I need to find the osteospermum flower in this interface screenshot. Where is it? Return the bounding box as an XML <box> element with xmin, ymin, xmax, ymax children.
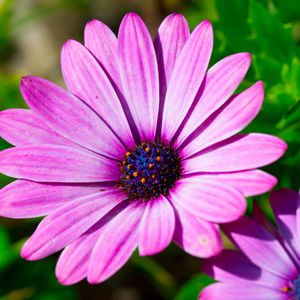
<box><xmin>200</xmin><ymin>189</ymin><xmax>300</xmax><ymax>300</ymax></box>
<box><xmin>0</xmin><ymin>13</ymin><xmax>286</xmax><ymax>284</ymax></box>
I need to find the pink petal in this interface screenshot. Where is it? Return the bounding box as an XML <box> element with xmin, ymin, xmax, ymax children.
<box><xmin>199</xmin><ymin>170</ymin><xmax>277</xmax><ymax>197</ymax></box>
<box><xmin>0</xmin><ymin>109</ymin><xmax>75</xmax><ymax>147</ymax></box>
<box><xmin>199</xmin><ymin>283</ymin><xmax>288</xmax><ymax>300</ymax></box>
<box><xmin>173</xmin><ymin>205</ymin><xmax>222</xmax><ymax>258</ymax></box>
<box><xmin>270</xmin><ymin>189</ymin><xmax>300</xmax><ymax>256</ymax></box>
<box><xmin>0</xmin><ymin>145</ymin><xmax>119</xmax><ymax>182</ymax></box>
<box><xmin>21</xmin><ymin>189</ymin><xmax>125</xmax><ymax>260</ymax></box>
<box><xmin>0</xmin><ymin>180</ymin><xmax>109</xmax><ymax>218</ymax></box>
<box><xmin>175</xmin><ymin>52</ymin><xmax>251</xmax><ymax>148</ymax></box>
<box><xmin>181</xmin><ymin>81</ymin><xmax>264</xmax><ymax>157</ymax></box>
<box><xmin>20</xmin><ymin>76</ymin><xmax>124</xmax><ymax>159</ymax></box>
<box><xmin>154</xmin><ymin>14</ymin><xmax>189</xmax><ymax>136</ymax></box>
<box><xmin>61</xmin><ymin>40</ymin><xmax>134</xmax><ymax>149</ymax></box>
<box><xmin>84</xmin><ymin>19</ymin><xmax>120</xmax><ymax>87</ymax></box>
<box><xmin>154</xmin><ymin>13</ymin><xmax>189</xmax><ymax>95</ymax></box>
<box><xmin>88</xmin><ymin>200</ymin><xmax>145</xmax><ymax>284</ymax></box>
<box><xmin>296</xmin><ymin>190</ymin><xmax>300</xmax><ymax>238</ymax></box>
<box><xmin>56</xmin><ymin>222</ymin><xmax>104</xmax><ymax>285</ymax></box>
<box><xmin>203</xmin><ymin>250</ymin><xmax>287</xmax><ymax>288</ymax></box>
<box><xmin>118</xmin><ymin>13</ymin><xmax>159</xmax><ymax>141</ymax></box>
<box><xmin>223</xmin><ymin>216</ymin><xmax>298</xmax><ymax>279</ymax></box>
<box><xmin>161</xmin><ymin>20</ymin><xmax>213</xmax><ymax>142</ymax></box>
<box><xmin>138</xmin><ymin>195</ymin><xmax>175</xmax><ymax>256</ymax></box>
<box><xmin>183</xmin><ymin>133</ymin><xmax>287</xmax><ymax>173</ymax></box>
<box><xmin>170</xmin><ymin>177</ymin><xmax>246</xmax><ymax>223</ymax></box>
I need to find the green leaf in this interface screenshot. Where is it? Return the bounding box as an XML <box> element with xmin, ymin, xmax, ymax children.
<box><xmin>0</xmin><ymin>226</ymin><xmax>20</xmax><ymax>271</ymax></box>
<box><xmin>249</xmin><ymin>0</ymin><xmax>298</xmax><ymax>63</ymax></box>
<box><xmin>215</xmin><ymin>0</ymin><xmax>251</xmax><ymax>51</ymax></box>
<box><xmin>174</xmin><ymin>273</ymin><xmax>214</xmax><ymax>300</ymax></box>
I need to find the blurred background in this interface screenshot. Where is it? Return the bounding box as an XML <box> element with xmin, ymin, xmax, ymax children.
<box><xmin>0</xmin><ymin>0</ymin><xmax>300</xmax><ymax>299</ymax></box>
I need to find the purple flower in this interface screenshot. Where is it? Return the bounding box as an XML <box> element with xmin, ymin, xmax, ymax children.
<box><xmin>200</xmin><ymin>189</ymin><xmax>300</xmax><ymax>300</ymax></box>
<box><xmin>0</xmin><ymin>13</ymin><xmax>286</xmax><ymax>285</ymax></box>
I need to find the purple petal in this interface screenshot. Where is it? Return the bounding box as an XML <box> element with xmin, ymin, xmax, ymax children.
<box><xmin>270</xmin><ymin>189</ymin><xmax>300</xmax><ymax>256</ymax></box>
<box><xmin>0</xmin><ymin>145</ymin><xmax>119</xmax><ymax>182</ymax></box>
<box><xmin>173</xmin><ymin>205</ymin><xmax>222</xmax><ymax>257</ymax></box>
<box><xmin>61</xmin><ymin>40</ymin><xmax>134</xmax><ymax>149</ymax></box>
<box><xmin>154</xmin><ymin>14</ymin><xmax>189</xmax><ymax>136</ymax></box>
<box><xmin>56</xmin><ymin>222</ymin><xmax>103</xmax><ymax>285</ymax></box>
<box><xmin>203</xmin><ymin>250</ymin><xmax>287</xmax><ymax>288</ymax></box>
<box><xmin>175</xmin><ymin>52</ymin><xmax>251</xmax><ymax>148</ymax></box>
<box><xmin>0</xmin><ymin>109</ymin><xmax>76</xmax><ymax>147</ymax></box>
<box><xmin>118</xmin><ymin>13</ymin><xmax>159</xmax><ymax>141</ymax></box>
<box><xmin>223</xmin><ymin>216</ymin><xmax>297</xmax><ymax>279</ymax></box>
<box><xmin>0</xmin><ymin>180</ymin><xmax>109</xmax><ymax>218</ymax></box>
<box><xmin>84</xmin><ymin>19</ymin><xmax>120</xmax><ymax>87</ymax></box>
<box><xmin>20</xmin><ymin>76</ymin><xmax>124</xmax><ymax>159</ymax></box>
<box><xmin>169</xmin><ymin>177</ymin><xmax>246</xmax><ymax>223</ymax></box>
<box><xmin>183</xmin><ymin>133</ymin><xmax>287</xmax><ymax>173</ymax></box>
<box><xmin>181</xmin><ymin>81</ymin><xmax>264</xmax><ymax>157</ymax></box>
<box><xmin>154</xmin><ymin>13</ymin><xmax>189</xmax><ymax>96</ymax></box>
<box><xmin>199</xmin><ymin>283</ymin><xmax>288</xmax><ymax>300</ymax></box>
<box><xmin>199</xmin><ymin>170</ymin><xmax>277</xmax><ymax>197</ymax></box>
<box><xmin>138</xmin><ymin>196</ymin><xmax>175</xmax><ymax>256</ymax></box>
<box><xmin>88</xmin><ymin>200</ymin><xmax>145</xmax><ymax>284</ymax></box>
<box><xmin>161</xmin><ymin>20</ymin><xmax>213</xmax><ymax>142</ymax></box>
<box><xmin>21</xmin><ymin>189</ymin><xmax>125</xmax><ymax>260</ymax></box>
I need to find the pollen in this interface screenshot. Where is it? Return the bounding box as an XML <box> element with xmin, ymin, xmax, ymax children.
<box><xmin>118</xmin><ymin>142</ymin><xmax>182</xmax><ymax>201</ymax></box>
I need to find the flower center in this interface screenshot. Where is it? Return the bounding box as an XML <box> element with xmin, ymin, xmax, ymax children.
<box><xmin>282</xmin><ymin>276</ymin><xmax>300</xmax><ymax>299</ymax></box>
<box><xmin>293</xmin><ymin>276</ymin><xmax>300</xmax><ymax>300</ymax></box>
<box><xmin>119</xmin><ymin>142</ymin><xmax>182</xmax><ymax>200</ymax></box>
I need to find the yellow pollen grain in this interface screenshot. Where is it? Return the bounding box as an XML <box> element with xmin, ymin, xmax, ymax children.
<box><xmin>145</xmin><ymin>147</ymin><xmax>150</xmax><ymax>152</ymax></box>
<box><xmin>133</xmin><ymin>171</ymin><xmax>139</xmax><ymax>177</ymax></box>
<box><xmin>126</xmin><ymin>175</ymin><xmax>131</xmax><ymax>180</ymax></box>
<box><xmin>151</xmin><ymin>174</ymin><xmax>156</xmax><ymax>179</ymax></box>
<box><xmin>127</xmin><ymin>164</ymin><xmax>131</xmax><ymax>169</ymax></box>
<box><xmin>281</xmin><ymin>287</ymin><xmax>289</xmax><ymax>292</ymax></box>
<box><xmin>141</xmin><ymin>178</ymin><xmax>146</xmax><ymax>183</ymax></box>
<box><xmin>125</xmin><ymin>151</ymin><xmax>131</xmax><ymax>157</ymax></box>
<box><xmin>148</xmin><ymin>163</ymin><xmax>153</xmax><ymax>168</ymax></box>
<box><xmin>156</xmin><ymin>156</ymin><xmax>161</xmax><ymax>162</ymax></box>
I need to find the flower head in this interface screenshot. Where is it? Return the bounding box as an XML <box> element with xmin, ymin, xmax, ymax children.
<box><xmin>0</xmin><ymin>13</ymin><xmax>286</xmax><ymax>285</ymax></box>
<box><xmin>201</xmin><ymin>189</ymin><xmax>300</xmax><ymax>300</ymax></box>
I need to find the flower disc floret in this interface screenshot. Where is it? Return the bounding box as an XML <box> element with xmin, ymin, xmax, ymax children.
<box><xmin>119</xmin><ymin>142</ymin><xmax>182</xmax><ymax>200</ymax></box>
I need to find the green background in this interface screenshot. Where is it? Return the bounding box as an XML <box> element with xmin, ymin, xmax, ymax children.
<box><xmin>0</xmin><ymin>0</ymin><xmax>300</xmax><ymax>299</ymax></box>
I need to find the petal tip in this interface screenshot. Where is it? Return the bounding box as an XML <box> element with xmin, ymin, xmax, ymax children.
<box><xmin>85</xmin><ymin>19</ymin><xmax>100</xmax><ymax>27</ymax></box>
<box><xmin>62</xmin><ymin>39</ymin><xmax>78</xmax><ymax>51</ymax></box>
<box><xmin>20</xmin><ymin>246</ymin><xmax>31</xmax><ymax>260</ymax></box>
<box><xmin>239</xmin><ymin>52</ymin><xmax>252</xmax><ymax>66</ymax></box>
<box><xmin>20</xmin><ymin>75</ymin><xmax>34</xmax><ymax>87</ymax></box>
<box><xmin>56</xmin><ymin>275</ymin><xmax>68</xmax><ymax>286</ymax></box>
<box><xmin>138</xmin><ymin>247</ymin><xmax>161</xmax><ymax>257</ymax></box>
<box><xmin>124</xmin><ymin>12</ymin><xmax>141</xmax><ymax>21</ymax></box>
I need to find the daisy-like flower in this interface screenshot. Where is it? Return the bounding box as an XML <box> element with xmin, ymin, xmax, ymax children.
<box><xmin>200</xmin><ymin>189</ymin><xmax>300</xmax><ymax>300</ymax></box>
<box><xmin>0</xmin><ymin>13</ymin><xmax>286</xmax><ymax>284</ymax></box>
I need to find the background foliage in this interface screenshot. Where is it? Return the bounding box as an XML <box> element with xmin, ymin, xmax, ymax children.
<box><xmin>0</xmin><ymin>0</ymin><xmax>299</xmax><ymax>299</ymax></box>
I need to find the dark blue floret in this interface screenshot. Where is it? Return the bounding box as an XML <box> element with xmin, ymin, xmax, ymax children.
<box><xmin>119</xmin><ymin>142</ymin><xmax>182</xmax><ymax>200</ymax></box>
<box><xmin>293</xmin><ymin>275</ymin><xmax>300</xmax><ymax>299</ymax></box>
